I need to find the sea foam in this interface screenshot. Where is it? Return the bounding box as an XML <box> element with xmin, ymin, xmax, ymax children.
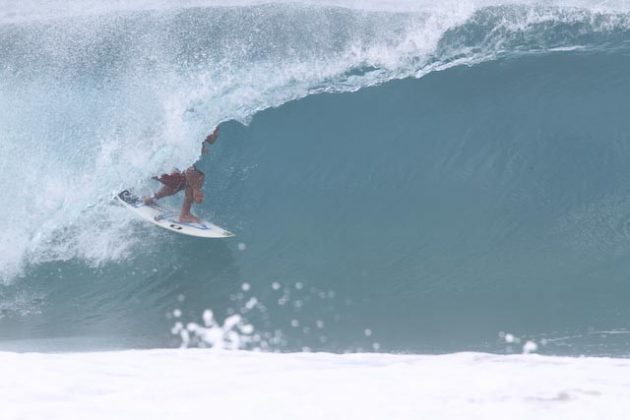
<box><xmin>1</xmin><ymin>350</ymin><xmax>629</xmax><ymax>419</ymax></box>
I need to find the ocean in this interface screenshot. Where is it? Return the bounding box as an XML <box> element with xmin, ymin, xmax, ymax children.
<box><xmin>2</xmin><ymin>0</ymin><xmax>630</xmax><ymax>417</ymax></box>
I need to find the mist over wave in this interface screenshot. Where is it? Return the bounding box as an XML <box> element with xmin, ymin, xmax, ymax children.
<box><xmin>2</xmin><ymin>0</ymin><xmax>630</xmax><ymax>353</ymax></box>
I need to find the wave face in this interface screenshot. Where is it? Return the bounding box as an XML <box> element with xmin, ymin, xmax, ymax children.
<box><xmin>2</xmin><ymin>1</ymin><xmax>630</xmax><ymax>354</ymax></box>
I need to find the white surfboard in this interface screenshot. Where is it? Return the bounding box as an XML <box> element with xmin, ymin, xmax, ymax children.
<box><xmin>116</xmin><ymin>190</ymin><xmax>234</xmax><ymax>238</ymax></box>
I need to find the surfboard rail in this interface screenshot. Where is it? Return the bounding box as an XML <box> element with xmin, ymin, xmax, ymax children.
<box><xmin>116</xmin><ymin>190</ymin><xmax>234</xmax><ymax>238</ymax></box>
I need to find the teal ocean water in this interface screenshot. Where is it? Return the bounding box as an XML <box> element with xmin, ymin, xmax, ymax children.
<box><xmin>2</xmin><ymin>1</ymin><xmax>630</xmax><ymax>354</ymax></box>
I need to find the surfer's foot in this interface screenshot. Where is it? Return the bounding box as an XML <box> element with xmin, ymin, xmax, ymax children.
<box><xmin>143</xmin><ymin>196</ymin><xmax>156</xmax><ymax>206</ymax></box>
<box><xmin>179</xmin><ymin>213</ymin><xmax>200</xmax><ymax>224</ymax></box>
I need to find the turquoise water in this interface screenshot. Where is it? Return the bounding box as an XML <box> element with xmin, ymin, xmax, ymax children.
<box><xmin>2</xmin><ymin>1</ymin><xmax>630</xmax><ymax>354</ymax></box>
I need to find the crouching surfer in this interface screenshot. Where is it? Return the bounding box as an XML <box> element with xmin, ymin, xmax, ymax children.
<box><xmin>144</xmin><ymin>127</ymin><xmax>220</xmax><ymax>223</ymax></box>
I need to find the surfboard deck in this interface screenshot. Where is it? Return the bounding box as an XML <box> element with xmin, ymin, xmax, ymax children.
<box><xmin>116</xmin><ymin>190</ymin><xmax>234</xmax><ymax>238</ymax></box>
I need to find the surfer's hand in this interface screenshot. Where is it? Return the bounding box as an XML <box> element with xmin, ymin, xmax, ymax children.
<box><xmin>205</xmin><ymin>127</ymin><xmax>219</xmax><ymax>144</ymax></box>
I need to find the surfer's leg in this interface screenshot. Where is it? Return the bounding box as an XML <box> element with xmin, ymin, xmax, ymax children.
<box><xmin>144</xmin><ymin>185</ymin><xmax>176</xmax><ymax>205</ymax></box>
<box><xmin>179</xmin><ymin>168</ymin><xmax>204</xmax><ymax>223</ymax></box>
<box><xmin>154</xmin><ymin>185</ymin><xmax>178</xmax><ymax>200</ymax></box>
<box><xmin>185</xmin><ymin>167</ymin><xmax>205</xmax><ymax>204</ymax></box>
<box><xmin>179</xmin><ymin>187</ymin><xmax>200</xmax><ymax>224</ymax></box>
<box><xmin>144</xmin><ymin>172</ymin><xmax>186</xmax><ymax>205</ymax></box>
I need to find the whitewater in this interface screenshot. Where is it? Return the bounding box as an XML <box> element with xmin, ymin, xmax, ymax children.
<box><xmin>3</xmin><ymin>350</ymin><xmax>630</xmax><ymax>420</ymax></box>
<box><xmin>3</xmin><ymin>0</ymin><xmax>630</xmax><ymax>417</ymax></box>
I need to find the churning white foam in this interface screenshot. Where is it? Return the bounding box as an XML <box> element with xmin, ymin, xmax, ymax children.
<box><xmin>2</xmin><ymin>349</ymin><xmax>630</xmax><ymax>419</ymax></box>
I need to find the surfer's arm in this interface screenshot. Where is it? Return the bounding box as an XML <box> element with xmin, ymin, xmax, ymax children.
<box><xmin>205</xmin><ymin>127</ymin><xmax>219</xmax><ymax>144</ymax></box>
<box><xmin>202</xmin><ymin>127</ymin><xmax>220</xmax><ymax>154</ymax></box>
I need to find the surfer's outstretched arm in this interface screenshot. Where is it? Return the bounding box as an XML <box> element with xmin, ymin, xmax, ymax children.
<box><xmin>206</xmin><ymin>127</ymin><xmax>219</xmax><ymax>144</ymax></box>
<box><xmin>202</xmin><ymin>127</ymin><xmax>220</xmax><ymax>154</ymax></box>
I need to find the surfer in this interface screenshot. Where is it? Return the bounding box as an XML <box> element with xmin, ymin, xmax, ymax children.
<box><xmin>144</xmin><ymin>127</ymin><xmax>220</xmax><ymax>223</ymax></box>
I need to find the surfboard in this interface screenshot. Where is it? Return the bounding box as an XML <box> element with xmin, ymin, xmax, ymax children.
<box><xmin>116</xmin><ymin>190</ymin><xmax>234</xmax><ymax>238</ymax></box>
